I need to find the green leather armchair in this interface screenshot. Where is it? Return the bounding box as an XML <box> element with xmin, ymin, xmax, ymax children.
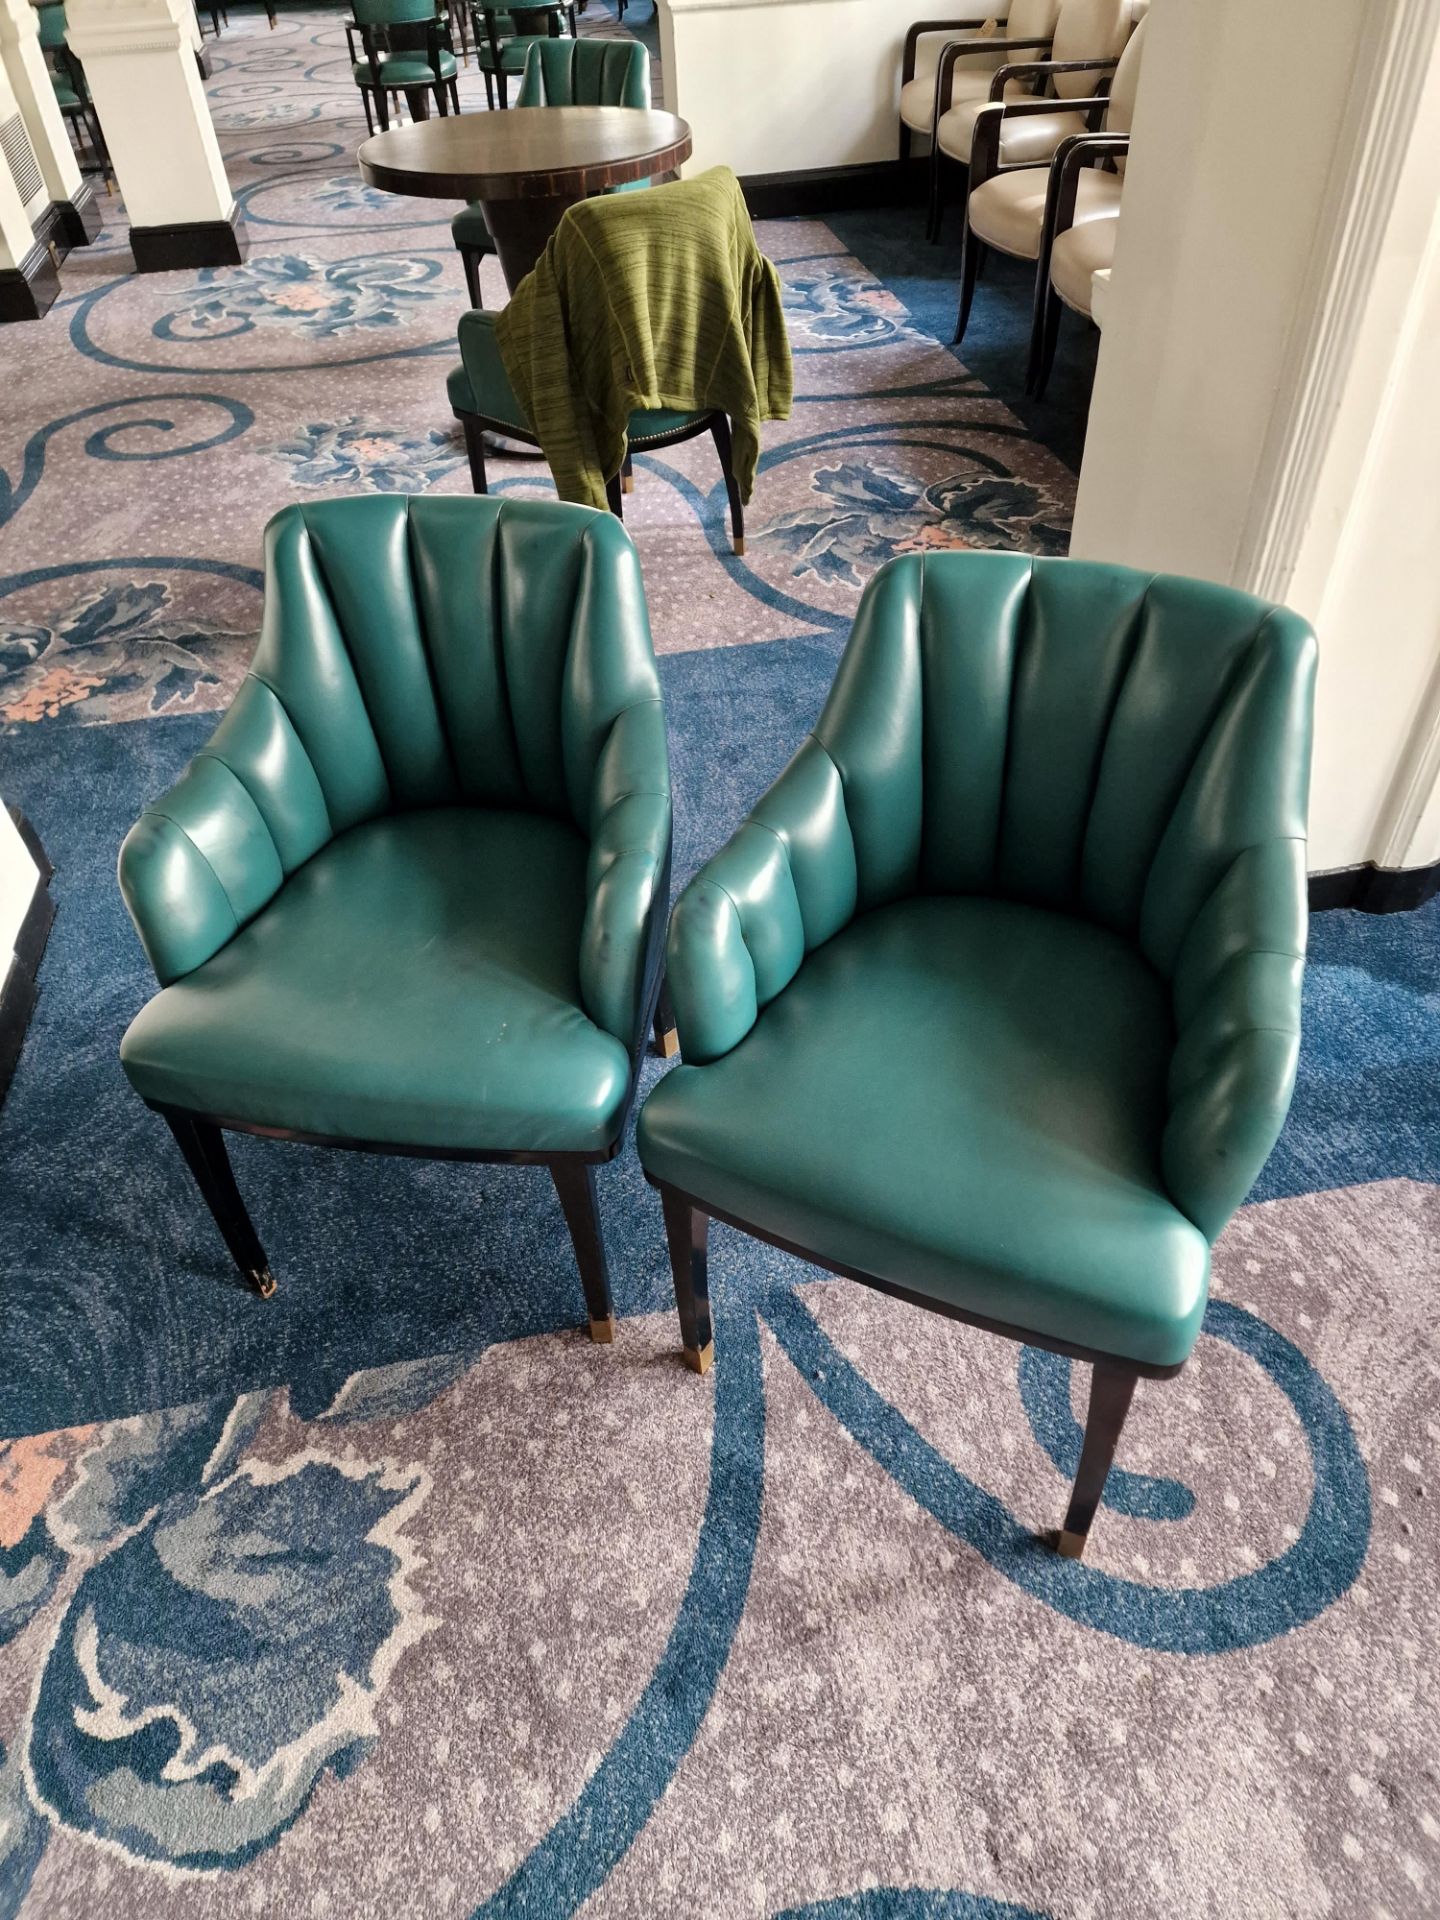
<box><xmin>346</xmin><ymin>0</ymin><xmax>460</xmax><ymax>135</ymax></box>
<box><xmin>451</xmin><ymin>36</ymin><xmax>651</xmax><ymax>309</ymax></box>
<box><xmin>119</xmin><ymin>496</ymin><xmax>673</xmax><ymax>1341</ymax></box>
<box><xmin>637</xmin><ymin>551</ymin><xmax>1315</xmax><ymax>1555</ymax></box>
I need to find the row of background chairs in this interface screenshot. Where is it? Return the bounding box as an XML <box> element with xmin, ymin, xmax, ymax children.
<box><xmin>901</xmin><ymin>0</ymin><xmax>1147</xmax><ymax>396</ymax></box>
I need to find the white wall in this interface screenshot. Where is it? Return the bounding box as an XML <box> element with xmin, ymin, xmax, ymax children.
<box><xmin>1072</xmin><ymin>0</ymin><xmax>1440</xmax><ymax>875</ymax></box>
<box><xmin>658</xmin><ymin>0</ymin><xmax>1006</xmax><ymax>176</ymax></box>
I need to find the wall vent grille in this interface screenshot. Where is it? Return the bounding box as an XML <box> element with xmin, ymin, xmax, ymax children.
<box><xmin>0</xmin><ymin>112</ymin><xmax>44</xmax><ymax>213</ymax></box>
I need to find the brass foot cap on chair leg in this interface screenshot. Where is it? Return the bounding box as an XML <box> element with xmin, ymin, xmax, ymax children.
<box><xmin>621</xmin><ymin>474</ymin><xmax>635</xmax><ymax>494</ymax></box>
<box><xmin>657</xmin><ymin>1026</ymin><xmax>680</xmax><ymax>1060</ymax></box>
<box><xmin>683</xmin><ymin>1341</ymin><xmax>714</xmax><ymax>1376</ymax></box>
<box><xmin>588</xmin><ymin>1313</ymin><xmax>617</xmax><ymax>1345</ymax></box>
<box><xmin>1055</xmin><ymin>1528</ymin><xmax>1088</xmax><ymax>1559</ymax></box>
<box><xmin>249</xmin><ymin>1267</ymin><xmax>277</xmax><ymax>1300</ymax></box>
<box><xmin>732</xmin><ymin>536</ymin><xmax>746</xmax><ymax>556</ymax></box>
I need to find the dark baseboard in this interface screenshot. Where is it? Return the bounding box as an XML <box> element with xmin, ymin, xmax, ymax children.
<box><xmin>34</xmin><ymin>182</ymin><xmax>104</xmax><ymax>261</ymax></box>
<box><xmin>130</xmin><ymin>206</ymin><xmax>247</xmax><ymax>273</ymax></box>
<box><xmin>0</xmin><ymin>238</ymin><xmax>62</xmax><ymax>323</ymax></box>
<box><xmin>1308</xmin><ymin>859</ymin><xmax>1440</xmax><ymax>914</ymax></box>
<box><xmin>197</xmin><ymin>46</ymin><xmax>214</xmax><ymax>79</ymax></box>
<box><xmin>0</xmin><ymin>809</ymin><xmax>56</xmax><ymax>1115</ymax></box>
<box><xmin>738</xmin><ymin>160</ymin><xmax>903</xmax><ymax>221</ymax></box>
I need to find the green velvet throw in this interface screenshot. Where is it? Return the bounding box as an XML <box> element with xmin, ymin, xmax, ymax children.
<box><xmin>494</xmin><ymin>166</ymin><xmax>793</xmax><ymax>512</ymax></box>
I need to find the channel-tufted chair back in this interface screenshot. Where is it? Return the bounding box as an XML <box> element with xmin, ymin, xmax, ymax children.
<box><xmin>793</xmin><ymin>553</ymin><xmax>1314</xmax><ymax>971</ymax></box>
<box><xmin>119</xmin><ymin>496</ymin><xmax>663</xmax><ymax>989</ymax></box>
<box><xmin>517</xmin><ymin>34</ymin><xmax>649</xmax><ymax>107</ymax></box>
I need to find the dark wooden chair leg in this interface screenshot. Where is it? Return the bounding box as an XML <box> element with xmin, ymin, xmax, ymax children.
<box><xmin>449</xmin><ymin>77</ymin><xmax>460</xmax><ymax>112</ymax></box>
<box><xmin>660</xmin><ymin>1185</ymin><xmax>712</xmax><ymax>1374</ymax></box>
<box><xmin>621</xmin><ymin>449</ymin><xmax>634</xmax><ymax>494</ymax></box>
<box><xmin>953</xmin><ymin>230</ymin><xmax>985</xmax><ymax>345</ymax></box>
<box><xmin>927</xmin><ymin>149</ymin><xmax>955</xmax><ymax>244</ymax></box>
<box><xmin>461</xmin><ymin>244</ymin><xmax>484</xmax><ymax>309</ymax></box>
<box><xmin>605</xmin><ymin>471</ymin><xmax>624</xmax><ymax>519</ymax></box>
<box><xmin>651</xmin><ymin>975</ymin><xmax>679</xmax><ymax>1059</ymax></box>
<box><xmin>482</xmin><ymin>69</ymin><xmax>494</xmax><ymax>109</ymax></box>
<box><xmin>361</xmin><ymin>89</ymin><xmax>375</xmax><ymax>136</ymax></box>
<box><xmin>550</xmin><ymin>1161</ymin><xmax>615</xmax><ymax>1343</ymax></box>
<box><xmin>709</xmin><ymin>414</ymin><xmax>745</xmax><ymax>555</ymax></box>
<box><xmin>1029</xmin><ymin>289</ymin><xmax>1064</xmax><ymax>400</ymax></box>
<box><xmin>459</xmin><ymin>411</ymin><xmax>487</xmax><ymax>492</ymax></box>
<box><xmin>163</xmin><ymin>1112</ymin><xmax>276</xmax><ymax>1298</ymax></box>
<box><xmin>1056</xmin><ymin>1362</ymin><xmax>1139</xmax><ymax>1557</ymax></box>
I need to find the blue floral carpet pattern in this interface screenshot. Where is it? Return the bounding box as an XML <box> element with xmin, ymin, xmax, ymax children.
<box><xmin>1</xmin><ymin>12</ymin><xmax>1438</xmax><ymax>1919</ymax></box>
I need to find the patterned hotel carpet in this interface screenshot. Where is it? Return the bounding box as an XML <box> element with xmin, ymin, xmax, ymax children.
<box><xmin>2</xmin><ymin>13</ymin><xmax>1439</xmax><ymax>1919</ymax></box>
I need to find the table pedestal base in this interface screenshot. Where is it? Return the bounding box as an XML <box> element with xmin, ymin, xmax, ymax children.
<box><xmin>484</xmin><ymin>192</ymin><xmax>583</xmax><ymax>290</ymax></box>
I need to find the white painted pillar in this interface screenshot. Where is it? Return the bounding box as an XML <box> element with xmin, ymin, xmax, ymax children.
<box><xmin>0</xmin><ymin>55</ymin><xmax>56</xmax><ymax>319</ymax></box>
<box><xmin>0</xmin><ymin>0</ymin><xmax>103</xmax><ymax>253</ymax></box>
<box><xmin>1071</xmin><ymin>0</ymin><xmax>1440</xmax><ymax>892</ymax></box>
<box><xmin>65</xmin><ymin>0</ymin><xmax>243</xmax><ymax>270</ymax></box>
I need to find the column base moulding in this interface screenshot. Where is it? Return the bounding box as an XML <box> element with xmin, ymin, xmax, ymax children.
<box><xmin>0</xmin><ymin>808</ymin><xmax>56</xmax><ymax>1114</ymax></box>
<box><xmin>34</xmin><ymin>183</ymin><xmax>103</xmax><ymax>259</ymax></box>
<box><xmin>130</xmin><ymin>206</ymin><xmax>247</xmax><ymax>273</ymax></box>
<box><xmin>738</xmin><ymin>159</ymin><xmax>905</xmax><ymax>220</ymax></box>
<box><xmin>0</xmin><ymin>238</ymin><xmax>61</xmax><ymax>322</ymax></box>
<box><xmin>1308</xmin><ymin>858</ymin><xmax>1440</xmax><ymax>915</ymax></box>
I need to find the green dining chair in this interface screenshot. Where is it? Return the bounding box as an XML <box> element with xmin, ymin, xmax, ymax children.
<box><xmin>448</xmin><ymin>307</ymin><xmax>747</xmax><ymax>551</ymax></box>
<box><xmin>346</xmin><ymin>0</ymin><xmax>459</xmax><ymax>134</ymax></box>
<box><xmin>37</xmin><ymin>1</ymin><xmax>110</xmax><ymax>181</ymax></box>
<box><xmin>637</xmin><ymin>551</ymin><xmax>1315</xmax><ymax>1557</ymax></box>
<box><xmin>118</xmin><ymin>496</ymin><xmax>673</xmax><ymax>1343</ymax></box>
<box><xmin>470</xmin><ymin>0</ymin><xmax>574</xmax><ymax>110</ymax></box>
<box><xmin>452</xmin><ymin>34</ymin><xmax>650</xmax><ymax>308</ymax></box>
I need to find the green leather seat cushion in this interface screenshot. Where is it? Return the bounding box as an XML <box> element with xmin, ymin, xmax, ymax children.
<box><xmin>637</xmin><ymin>896</ymin><xmax>1209</xmax><ymax>1368</ymax></box>
<box><xmin>353</xmin><ymin>50</ymin><xmax>456</xmax><ymax>83</ymax></box>
<box><xmin>121</xmin><ymin>809</ymin><xmax>633</xmax><ymax>1154</ymax></box>
<box><xmin>451</xmin><ymin>202</ymin><xmax>494</xmax><ymax>248</ymax></box>
<box><xmin>51</xmin><ymin>77</ymin><xmax>83</xmax><ymax>106</ymax></box>
<box><xmin>449</xmin><ymin>319</ymin><xmax>703</xmax><ymax>442</ymax></box>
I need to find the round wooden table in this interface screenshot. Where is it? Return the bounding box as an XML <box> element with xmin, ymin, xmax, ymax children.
<box><xmin>357</xmin><ymin>106</ymin><xmax>692</xmax><ymax>290</ymax></box>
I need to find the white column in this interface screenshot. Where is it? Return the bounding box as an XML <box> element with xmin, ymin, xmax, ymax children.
<box><xmin>65</xmin><ymin>0</ymin><xmax>243</xmax><ymax>269</ymax></box>
<box><xmin>1070</xmin><ymin>0</ymin><xmax>1440</xmax><ymax>887</ymax></box>
<box><xmin>0</xmin><ymin>57</ymin><xmax>56</xmax><ymax>319</ymax></box>
<box><xmin>0</xmin><ymin>0</ymin><xmax>92</xmax><ymax>230</ymax></box>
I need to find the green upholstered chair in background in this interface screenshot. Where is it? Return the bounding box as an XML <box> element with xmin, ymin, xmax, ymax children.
<box><xmin>448</xmin><ymin>307</ymin><xmax>748</xmax><ymax>549</ymax></box>
<box><xmin>469</xmin><ymin>0</ymin><xmax>574</xmax><ymax>110</ymax></box>
<box><xmin>37</xmin><ymin>2</ymin><xmax>110</xmax><ymax>181</ymax></box>
<box><xmin>638</xmin><ymin>552</ymin><xmax>1316</xmax><ymax>1557</ymax></box>
<box><xmin>452</xmin><ymin>35</ymin><xmax>650</xmax><ymax>307</ymax></box>
<box><xmin>346</xmin><ymin>0</ymin><xmax>459</xmax><ymax>134</ymax></box>
<box><xmin>117</xmin><ymin>496</ymin><xmax>673</xmax><ymax>1343</ymax></box>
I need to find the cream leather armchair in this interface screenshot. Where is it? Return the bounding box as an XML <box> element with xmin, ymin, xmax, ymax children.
<box><xmin>953</xmin><ymin>8</ymin><xmax>1146</xmax><ymax>384</ymax></box>
<box><xmin>899</xmin><ymin>5</ymin><xmax>1060</xmax><ymax>168</ymax></box>
<box><xmin>927</xmin><ymin>0</ymin><xmax>1138</xmax><ymax>242</ymax></box>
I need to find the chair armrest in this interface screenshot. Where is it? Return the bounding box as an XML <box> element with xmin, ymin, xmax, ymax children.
<box><xmin>666</xmin><ymin>735</ymin><xmax>859</xmax><ymax>1064</ymax></box>
<box><xmin>903</xmin><ymin>14</ymin><xmax>993</xmax><ymax>84</ymax></box>
<box><xmin>118</xmin><ymin>675</ymin><xmax>332</xmax><ymax>988</ymax></box>
<box><xmin>988</xmin><ymin>53</ymin><xmax>1118</xmax><ymax>99</ymax></box>
<box><xmin>580</xmin><ymin>698</ymin><xmax>673</xmax><ymax>1049</ymax></box>
<box><xmin>936</xmin><ymin>34</ymin><xmax>1052</xmax><ymax>113</ymax></box>
<box><xmin>1160</xmin><ymin>841</ymin><xmax>1307</xmax><ymax>1242</ymax></box>
<box><xmin>969</xmin><ymin>94</ymin><xmax>1111</xmax><ymax>184</ymax></box>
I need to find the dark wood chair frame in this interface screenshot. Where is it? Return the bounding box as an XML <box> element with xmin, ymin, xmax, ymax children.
<box><xmin>453</xmin><ymin>403</ymin><xmax>747</xmax><ymax>555</ymax></box>
<box><xmin>152</xmin><ymin>862</ymin><xmax>679</xmax><ymax>1344</ymax></box>
<box><xmin>195</xmin><ymin>0</ymin><xmax>228</xmax><ymax>38</ymax></box>
<box><xmin>931</xmin><ymin>50</ymin><xmax>1118</xmax><ymax>245</ymax></box>
<box><xmin>469</xmin><ymin>0</ymin><xmax>575</xmax><ymax>110</ymax></box>
<box><xmin>344</xmin><ymin>11</ymin><xmax>461</xmax><ymax>134</ymax></box>
<box><xmin>44</xmin><ymin>42</ymin><xmax>111</xmax><ymax>183</ymax></box>
<box><xmin>952</xmin><ymin>75</ymin><xmax>1115</xmax><ymax>348</ymax></box>
<box><xmin>1026</xmin><ymin>127</ymin><xmax>1129</xmax><ymax>397</ymax></box>
<box><xmin>649</xmin><ymin>1174</ymin><xmax>1183</xmax><ymax>1559</ymax></box>
<box><xmin>898</xmin><ymin>14</ymin><xmax>1007</xmax><ymax>165</ymax></box>
<box><xmin>916</xmin><ymin>29</ymin><xmax>1058</xmax><ymax>240</ymax></box>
